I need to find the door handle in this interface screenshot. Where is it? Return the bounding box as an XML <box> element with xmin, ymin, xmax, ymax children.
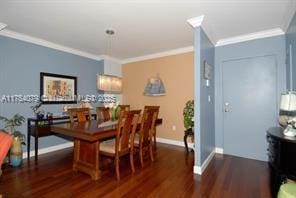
<box><xmin>224</xmin><ymin>102</ymin><xmax>231</xmax><ymax>112</ymax></box>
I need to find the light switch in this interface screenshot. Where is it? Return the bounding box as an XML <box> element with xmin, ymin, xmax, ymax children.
<box><xmin>208</xmin><ymin>95</ymin><xmax>211</xmax><ymax>102</ymax></box>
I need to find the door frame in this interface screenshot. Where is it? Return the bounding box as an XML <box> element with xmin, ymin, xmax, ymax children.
<box><xmin>215</xmin><ymin>50</ymin><xmax>286</xmax><ymax>154</ymax></box>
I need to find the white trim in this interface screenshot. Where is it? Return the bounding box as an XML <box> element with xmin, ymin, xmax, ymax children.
<box><xmin>193</xmin><ymin>149</ymin><xmax>215</xmax><ymax>175</ymax></box>
<box><xmin>122</xmin><ymin>46</ymin><xmax>194</xmax><ymax>64</ymax></box>
<box><xmin>21</xmin><ymin>138</ymin><xmax>222</xmax><ymax>176</ymax></box>
<box><xmin>193</xmin><ymin>165</ymin><xmax>202</xmax><ymax>175</ymax></box>
<box><xmin>0</xmin><ymin>29</ymin><xmax>104</xmax><ymax>61</ymax></box>
<box><xmin>23</xmin><ymin>142</ymin><xmax>73</xmax><ymax>159</ymax></box>
<box><xmin>101</xmin><ymin>55</ymin><xmax>122</xmax><ymax>65</ymax></box>
<box><xmin>22</xmin><ymin>137</ymin><xmax>194</xmax><ymax>159</ymax></box>
<box><xmin>0</xmin><ymin>23</ymin><xmax>7</xmax><ymax>31</ymax></box>
<box><xmin>215</xmin><ymin>28</ymin><xmax>285</xmax><ymax>47</ymax></box>
<box><xmin>215</xmin><ymin>147</ymin><xmax>224</xmax><ymax>154</ymax></box>
<box><xmin>187</xmin><ymin>15</ymin><xmax>205</xmax><ymax>28</ymax></box>
<box><xmin>156</xmin><ymin>137</ymin><xmax>194</xmax><ymax>149</ymax></box>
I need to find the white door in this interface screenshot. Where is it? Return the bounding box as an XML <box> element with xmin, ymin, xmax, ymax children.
<box><xmin>222</xmin><ymin>55</ymin><xmax>277</xmax><ymax>161</ymax></box>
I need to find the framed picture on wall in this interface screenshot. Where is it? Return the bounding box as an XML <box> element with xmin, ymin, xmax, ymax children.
<box><xmin>40</xmin><ymin>72</ymin><xmax>77</xmax><ymax>104</ymax></box>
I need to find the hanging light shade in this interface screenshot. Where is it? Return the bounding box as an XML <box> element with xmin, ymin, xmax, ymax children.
<box><xmin>143</xmin><ymin>74</ymin><xmax>165</xmax><ymax>96</ymax></box>
<box><xmin>97</xmin><ymin>74</ymin><xmax>122</xmax><ymax>93</ymax></box>
<box><xmin>279</xmin><ymin>91</ymin><xmax>296</xmax><ymax>137</ymax></box>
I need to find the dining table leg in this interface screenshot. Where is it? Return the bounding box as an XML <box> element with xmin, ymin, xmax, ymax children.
<box><xmin>73</xmin><ymin>139</ymin><xmax>100</xmax><ymax>180</ymax></box>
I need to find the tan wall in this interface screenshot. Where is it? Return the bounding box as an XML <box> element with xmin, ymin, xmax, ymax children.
<box><xmin>122</xmin><ymin>52</ymin><xmax>194</xmax><ymax>141</ymax></box>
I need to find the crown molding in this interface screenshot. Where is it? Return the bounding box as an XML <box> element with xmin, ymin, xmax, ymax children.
<box><xmin>101</xmin><ymin>55</ymin><xmax>122</xmax><ymax>64</ymax></box>
<box><xmin>0</xmin><ymin>29</ymin><xmax>103</xmax><ymax>61</ymax></box>
<box><xmin>122</xmin><ymin>46</ymin><xmax>194</xmax><ymax>64</ymax></box>
<box><xmin>187</xmin><ymin>15</ymin><xmax>204</xmax><ymax>28</ymax></box>
<box><xmin>187</xmin><ymin>16</ymin><xmax>216</xmax><ymax>48</ymax></box>
<box><xmin>215</xmin><ymin>28</ymin><xmax>285</xmax><ymax>47</ymax></box>
<box><xmin>0</xmin><ymin>22</ymin><xmax>7</xmax><ymax>31</ymax></box>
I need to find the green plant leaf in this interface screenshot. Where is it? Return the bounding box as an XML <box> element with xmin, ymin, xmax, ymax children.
<box><xmin>183</xmin><ymin>100</ymin><xmax>194</xmax><ymax>129</ymax></box>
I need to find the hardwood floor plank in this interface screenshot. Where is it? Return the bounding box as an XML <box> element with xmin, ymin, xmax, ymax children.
<box><xmin>0</xmin><ymin>144</ymin><xmax>271</xmax><ymax>198</ymax></box>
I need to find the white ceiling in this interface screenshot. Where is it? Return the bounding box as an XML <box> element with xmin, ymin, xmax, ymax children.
<box><xmin>0</xmin><ymin>0</ymin><xmax>295</xmax><ymax>61</ymax></box>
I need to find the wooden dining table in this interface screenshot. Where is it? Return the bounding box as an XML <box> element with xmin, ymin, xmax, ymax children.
<box><xmin>51</xmin><ymin>118</ymin><xmax>162</xmax><ymax>180</ymax></box>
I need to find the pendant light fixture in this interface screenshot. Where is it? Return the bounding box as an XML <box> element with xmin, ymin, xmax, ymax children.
<box><xmin>97</xmin><ymin>28</ymin><xmax>122</xmax><ymax>93</ymax></box>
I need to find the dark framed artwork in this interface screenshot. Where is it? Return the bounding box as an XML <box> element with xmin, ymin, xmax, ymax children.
<box><xmin>40</xmin><ymin>72</ymin><xmax>77</xmax><ymax>104</ymax></box>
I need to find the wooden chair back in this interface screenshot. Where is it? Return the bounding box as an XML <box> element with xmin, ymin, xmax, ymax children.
<box><xmin>144</xmin><ymin>106</ymin><xmax>160</xmax><ymax>114</ymax></box>
<box><xmin>116</xmin><ymin>110</ymin><xmax>141</xmax><ymax>154</ymax></box>
<box><xmin>118</xmin><ymin>105</ymin><xmax>130</xmax><ymax>112</ymax></box>
<box><xmin>96</xmin><ymin>107</ymin><xmax>110</xmax><ymax>122</ymax></box>
<box><xmin>68</xmin><ymin>108</ymin><xmax>92</xmax><ymax>123</ymax></box>
<box><xmin>139</xmin><ymin>108</ymin><xmax>159</xmax><ymax>146</ymax></box>
<box><xmin>143</xmin><ymin>106</ymin><xmax>159</xmax><ymax>140</ymax></box>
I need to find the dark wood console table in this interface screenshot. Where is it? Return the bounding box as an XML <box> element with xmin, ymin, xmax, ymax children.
<box><xmin>27</xmin><ymin>114</ymin><xmax>96</xmax><ymax>160</ymax></box>
<box><xmin>266</xmin><ymin>127</ymin><xmax>296</xmax><ymax>198</ymax></box>
<box><xmin>184</xmin><ymin>128</ymin><xmax>194</xmax><ymax>152</ymax></box>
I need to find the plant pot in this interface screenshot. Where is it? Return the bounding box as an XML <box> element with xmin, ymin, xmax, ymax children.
<box><xmin>37</xmin><ymin>114</ymin><xmax>44</xmax><ymax>120</ymax></box>
<box><xmin>10</xmin><ymin>136</ymin><xmax>23</xmax><ymax>167</ymax></box>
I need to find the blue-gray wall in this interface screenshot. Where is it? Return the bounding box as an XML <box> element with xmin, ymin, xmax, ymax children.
<box><xmin>0</xmin><ymin>36</ymin><xmax>104</xmax><ymax>152</ymax></box>
<box><xmin>215</xmin><ymin>35</ymin><xmax>286</xmax><ymax>149</ymax></box>
<box><xmin>286</xmin><ymin>12</ymin><xmax>296</xmax><ymax>90</ymax></box>
<box><xmin>194</xmin><ymin>27</ymin><xmax>215</xmax><ymax>166</ymax></box>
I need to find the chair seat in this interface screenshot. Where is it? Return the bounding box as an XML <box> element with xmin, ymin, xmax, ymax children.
<box><xmin>134</xmin><ymin>133</ymin><xmax>139</xmax><ymax>144</ymax></box>
<box><xmin>133</xmin><ymin>133</ymin><xmax>152</xmax><ymax>146</ymax></box>
<box><xmin>100</xmin><ymin>139</ymin><xmax>118</xmax><ymax>154</ymax></box>
<box><xmin>278</xmin><ymin>183</ymin><xmax>296</xmax><ymax>198</ymax></box>
<box><xmin>100</xmin><ymin>138</ymin><xmax>131</xmax><ymax>154</ymax></box>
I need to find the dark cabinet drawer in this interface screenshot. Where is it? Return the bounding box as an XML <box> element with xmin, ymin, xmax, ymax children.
<box><xmin>267</xmin><ymin>127</ymin><xmax>296</xmax><ymax>197</ymax></box>
<box><xmin>267</xmin><ymin>135</ymin><xmax>280</xmax><ymax>167</ymax></box>
<box><xmin>30</xmin><ymin>125</ymin><xmax>52</xmax><ymax>137</ymax></box>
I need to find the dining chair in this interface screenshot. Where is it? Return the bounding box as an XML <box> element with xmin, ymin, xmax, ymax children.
<box><xmin>67</xmin><ymin>108</ymin><xmax>92</xmax><ymax>123</ymax></box>
<box><xmin>96</xmin><ymin>107</ymin><xmax>111</xmax><ymax>122</ymax></box>
<box><xmin>135</xmin><ymin>107</ymin><xmax>159</xmax><ymax>167</ymax></box>
<box><xmin>143</xmin><ymin>106</ymin><xmax>160</xmax><ymax>146</ymax></box>
<box><xmin>99</xmin><ymin>109</ymin><xmax>141</xmax><ymax>180</ymax></box>
<box><xmin>118</xmin><ymin>105</ymin><xmax>130</xmax><ymax>112</ymax></box>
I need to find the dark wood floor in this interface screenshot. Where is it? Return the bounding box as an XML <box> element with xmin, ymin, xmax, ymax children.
<box><xmin>0</xmin><ymin>143</ymin><xmax>271</xmax><ymax>198</ymax></box>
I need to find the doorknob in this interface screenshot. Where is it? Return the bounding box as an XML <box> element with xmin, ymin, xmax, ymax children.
<box><xmin>224</xmin><ymin>102</ymin><xmax>231</xmax><ymax>112</ymax></box>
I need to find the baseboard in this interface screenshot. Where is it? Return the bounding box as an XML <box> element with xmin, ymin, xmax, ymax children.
<box><xmin>156</xmin><ymin>137</ymin><xmax>194</xmax><ymax>149</ymax></box>
<box><xmin>23</xmin><ymin>142</ymin><xmax>74</xmax><ymax>159</ymax></box>
<box><xmin>22</xmin><ymin>137</ymin><xmax>223</xmax><ymax>175</ymax></box>
<box><xmin>193</xmin><ymin>149</ymin><xmax>216</xmax><ymax>175</ymax></box>
<box><xmin>22</xmin><ymin>137</ymin><xmax>190</xmax><ymax>159</ymax></box>
<box><xmin>215</xmin><ymin>147</ymin><xmax>224</xmax><ymax>154</ymax></box>
<box><xmin>193</xmin><ymin>165</ymin><xmax>202</xmax><ymax>175</ymax></box>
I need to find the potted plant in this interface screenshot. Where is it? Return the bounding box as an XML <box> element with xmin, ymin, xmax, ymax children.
<box><xmin>0</xmin><ymin>114</ymin><xmax>26</xmax><ymax>167</ymax></box>
<box><xmin>31</xmin><ymin>102</ymin><xmax>45</xmax><ymax>119</ymax></box>
<box><xmin>183</xmin><ymin>100</ymin><xmax>194</xmax><ymax>130</ymax></box>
